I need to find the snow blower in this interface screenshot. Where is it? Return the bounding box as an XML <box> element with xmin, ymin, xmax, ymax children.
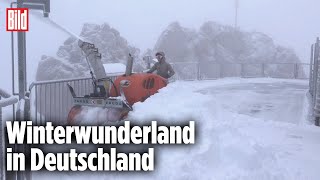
<box><xmin>67</xmin><ymin>40</ymin><xmax>167</xmax><ymax>125</ymax></box>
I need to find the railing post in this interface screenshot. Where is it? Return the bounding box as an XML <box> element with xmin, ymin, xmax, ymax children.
<box><xmin>197</xmin><ymin>62</ymin><xmax>201</xmax><ymax>80</ymax></box>
<box><xmin>240</xmin><ymin>63</ymin><xmax>244</xmax><ymax>78</ymax></box>
<box><xmin>25</xmin><ymin>92</ymin><xmax>31</xmax><ymax>120</ymax></box>
<box><xmin>294</xmin><ymin>63</ymin><xmax>298</xmax><ymax>79</ymax></box>
<box><xmin>262</xmin><ymin>63</ymin><xmax>265</xmax><ymax>77</ymax></box>
<box><xmin>310</xmin><ymin>44</ymin><xmax>314</xmax><ymax>95</ymax></box>
<box><xmin>220</xmin><ymin>64</ymin><xmax>224</xmax><ymax>78</ymax></box>
<box><xmin>313</xmin><ymin>38</ymin><xmax>319</xmax><ymax>108</ymax></box>
<box><xmin>314</xmin><ymin>38</ymin><xmax>320</xmax><ymax>126</ymax></box>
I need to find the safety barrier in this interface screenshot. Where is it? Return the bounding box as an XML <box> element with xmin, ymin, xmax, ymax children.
<box><xmin>28</xmin><ymin>76</ymin><xmax>119</xmax><ymax>125</ymax></box>
<box><xmin>29</xmin><ymin>77</ymin><xmax>93</xmax><ymax>125</ymax></box>
<box><xmin>29</xmin><ymin>62</ymin><xmax>309</xmax><ymax>125</ymax></box>
<box><xmin>172</xmin><ymin>62</ymin><xmax>309</xmax><ymax>81</ymax></box>
<box><xmin>309</xmin><ymin>38</ymin><xmax>320</xmax><ymax>126</ymax></box>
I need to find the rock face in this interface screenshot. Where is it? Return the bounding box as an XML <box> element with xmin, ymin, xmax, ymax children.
<box><xmin>154</xmin><ymin>22</ymin><xmax>198</xmax><ymax>62</ymax></box>
<box><xmin>36</xmin><ymin>21</ymin><xmax>304</xmax><ymax>81</ymax></box>
<box><xmin>36</xmin><ymin>23</ymin><xmax>140</xmax><ymax>81</ymax></box>
<box><xmin>155</xmin><ymin>21</ymin><xmax>300</xmax><ymax>64</ymax></box>
<box><xmin>154</xmin><ymin>21</ymin><xmax>303</xmax><ymax>79</ymax></box>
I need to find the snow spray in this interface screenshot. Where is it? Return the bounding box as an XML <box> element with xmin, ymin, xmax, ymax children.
<box><xmin>30</xmin><ymin>11</ymin><xmax>85</xmax><ymax>41</ymax></box>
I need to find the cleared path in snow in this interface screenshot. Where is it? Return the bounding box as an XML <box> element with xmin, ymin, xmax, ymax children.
<box><xmin>197</xmin><ymin>79</ymin><xmax>308</xmax><ymax>124</ymax></box>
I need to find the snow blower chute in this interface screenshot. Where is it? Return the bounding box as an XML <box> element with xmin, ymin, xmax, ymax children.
<box><xmin>67</xmin><ymin>40</ymin><xmax>167</xmax><ymax>124</ymax></box>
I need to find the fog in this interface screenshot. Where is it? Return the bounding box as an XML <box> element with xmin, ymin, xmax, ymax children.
<box><xmin>1</xmin><ymin>0</ymin><xmax>320</xmax><ymax>91</ymax></box>
<box><xmin>49</xmin><ymin>0</ymin><xmax>320</xmax><ymax>61</ymax></box>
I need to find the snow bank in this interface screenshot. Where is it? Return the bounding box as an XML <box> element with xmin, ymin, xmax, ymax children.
<box><xmin>33</xmin><ymin>78</ymin><xmax>320</xmax><ymax>180</ymax></box>
<box><xmin>127</xmin><ymin>78</ymin><xmax>320</xmax><ymax>180</ymax></box>
<box><xmin>103</xmin><ymin>63</ymin><xmax>126</xmax><ymax>75</ymax></box>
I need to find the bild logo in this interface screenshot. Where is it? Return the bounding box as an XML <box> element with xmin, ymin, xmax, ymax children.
<box><xmin>6</xmin><ymin>8</ymin><xmax>29</xmax><ymax>32</ymax></box>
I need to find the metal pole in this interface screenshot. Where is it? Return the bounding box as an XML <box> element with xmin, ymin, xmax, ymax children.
<box><xmin>315</xmin><ymin>38</ymin><xmax>320</xmax><ymax>126</ymax></box>
<box><xmin>220</xmin><ymin>64</ymin><xmax>224</xmax><ymax>78</ymax></box>
<box><xmin>240</xmin><ymin>63</ymin><xmax>244</xmax><ymax>78</ymax></box>
<box><xmin>13</xmin><ymin>1</ymin><xmax>50</xmax><ymax>177</ymax></box>
<box><xmin>16</xmin><ymin>0</ymin><xmax>26</xmax><ymax>101</ymax></box>
<box><xmin>11</xmin><ymin>29</ymin><xmax>16</xmax><ymax>119</ymax></box>
<box><xmin>17</xmin><ymin>0</ymin><xmax>27</xmax><ymax>102</ymax></box>
<box><xmin>24</xmin><ymin>35</ymin><xmax>27</xmax><ymax>92</ymax></box>
<box><xmin>35</xmin><ymin>86</ymin><xmax>38</xmax><ymax>124</ymax></box>
<box><xmin>313</xmin><ymin>38</ymin><xmax>319</xmax><ymax>107</ymax></box>
<box><xmin>16</xmin><ymin>2</ymin><xmax>26</xmax><ymax>180</ymax></box>
<box><xmin>11</xmin><ymin>2</ymin><xmax>18</xmax><ymax>121</ymax></box>
<box><xmin>310</xmin><ymin>44</ymin><xmax>314</xmax><ymax>95</ymax></box>
<box><xmin>197</xmin><ymin>62</ymin><xmax>201</xmax><ymax>80</ymax></box>
<box><xmin>125</xmin><ymin>54</ymin><xmax>134</xmax><ymax>76</ymax></box>
<box><xmin>294</xmin><ymin>63</ymin><xmax>298</xmax><ymax>79</ymax></box>
<box><xmin>17</xmin><ymin>31</ymin><xmax>26</xmax><ymax>101</ymax></box>
<box><xmin>0</xmin><ymin>96</ymin><xmax>3</xmax><ymax>180</ymax></box>
<box><xmin>235</xmin><ymin>0</ymin><xmax>239</xmax><ymax>29</ymax></box>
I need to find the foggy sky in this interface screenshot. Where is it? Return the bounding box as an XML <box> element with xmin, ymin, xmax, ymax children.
<box><xmin>49</xmin><ymin>0</ymin><xmax>320</xmax><ymax>61</ymax></box>
<box><xmin>1</xmin><ymin>0</ymin><xmax>320</xmax><ymax>91</ymax></box>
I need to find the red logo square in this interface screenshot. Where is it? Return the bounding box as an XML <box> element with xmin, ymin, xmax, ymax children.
<box><xmin>6</xmin><ymin>8</ymin><xmax>29</xmax><ymax>32</ymax></box>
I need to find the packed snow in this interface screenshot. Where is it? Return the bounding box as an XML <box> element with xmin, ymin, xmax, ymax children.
<box><xmin>32</xmin><ymin>78</ymin><xmax>320</xmax><ymax>180</ymax></box>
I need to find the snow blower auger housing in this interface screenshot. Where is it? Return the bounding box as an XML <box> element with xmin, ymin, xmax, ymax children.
<box><xmin>67</xmin><ymin>40</ymin><xmax>167</xmax><ymax>125</ymax></box>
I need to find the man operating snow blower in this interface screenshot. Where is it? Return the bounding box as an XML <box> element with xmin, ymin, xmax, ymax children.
<box><xmin>147</xmin><ymin>52</ymin><xmax>175</xmax><ymax>80</ymax></box>
<box><xmin>67</xmin><ymin>41</ymin><xmax>168</xmax><ymax>125</ymax></box>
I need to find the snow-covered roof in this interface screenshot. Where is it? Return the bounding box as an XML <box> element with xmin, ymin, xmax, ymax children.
<box><xmin>103</xmin><ymin>63</ymin><xmax>126</xmax><ymax>75</ymax></box>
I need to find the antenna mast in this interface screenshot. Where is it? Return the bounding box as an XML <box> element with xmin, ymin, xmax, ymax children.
<box><xmin>235</xmin><ymin>0</ymin><xmax>239</xmax><ymax>29</ymax></box>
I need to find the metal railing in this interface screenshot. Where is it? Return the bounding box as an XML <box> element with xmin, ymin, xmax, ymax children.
<box><xmin>29</xmin><ymin>62</ymin><xmax>309</xmax><ymax>125</ymax></box>
<box><xmin>0</xmin><ymin>88</ymin><xmax>18</xmax><ymax>180</ymax></box>
<box><xmin>28</xmin><ymin>76</ymin><xmax>119</xmax><ymax>125</ymax></box>
<box><xmin>172</xmin><ymin>62</ymin><xmax>309</xmax><ymax>81</ymax></box>
<box><xmin>309</xmin><ymin>38</ymin><xmax>320</xmax><ymax>126</ymax></box>
<box><xmin>29</xmin><ymin>77</ymin><xmax>94</xmax><ymax>125</ymax></box>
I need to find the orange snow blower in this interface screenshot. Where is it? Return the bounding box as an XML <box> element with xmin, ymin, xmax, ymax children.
<box><xmin>67</xmin><ymin>41</ymin><xmax>167</xmax><ymax>125</ymax></box>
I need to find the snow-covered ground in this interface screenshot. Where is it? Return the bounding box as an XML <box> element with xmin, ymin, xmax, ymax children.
<box><xmin>31</xmin><ymin>78</ymin><xmax>320</xmax><ymax>180</ymax></box>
